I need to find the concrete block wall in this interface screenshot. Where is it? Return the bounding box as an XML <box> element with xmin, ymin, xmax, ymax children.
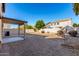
<box><xmin>3</xmin><ymin>29</ymin><xmax>24</xmax><ymax>37</ymax></box>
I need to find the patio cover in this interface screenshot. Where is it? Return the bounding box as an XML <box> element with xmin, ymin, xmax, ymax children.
<box><xmin>0</xmin><ymin>17</ymin><xmax>27</xmax><ymax>42</ymax></box>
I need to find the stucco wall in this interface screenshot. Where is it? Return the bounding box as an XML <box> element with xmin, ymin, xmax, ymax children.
<box><xmin>26</xmin><ymin>29</ymin><xmax>34</xmax><ymax>33</ymax></box>
<box><xmin>3</xmin><ymin>23</ymin><xmax>11</xmax><ymax>29</ymax></box>
<box><xmin>3</xmin><ymin>29</ymin><xmax>35</xmax><ymax>37</ymax></box>
<box><xmin>0</xmin><ymin>19</ymin><xmax>2</xmax><ymax>41</ymax></box>
<box><xmin>0</xmin><ymin>3</ymin><xmax>2</xmax><ymax>16</ymax></box>
<box><xmin>59</xmin><ymin>20</ymin><xmax>72</xmax><ymax>27</ymax></box>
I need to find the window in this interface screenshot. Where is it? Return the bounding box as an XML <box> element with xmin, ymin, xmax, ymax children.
<box><xmin>57</xmin><ymin>22</ymin><xmax>59</xmax><ymax>25</ymax></box>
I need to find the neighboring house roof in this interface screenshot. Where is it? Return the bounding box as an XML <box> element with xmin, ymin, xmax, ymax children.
<box><xmin>46</xmin><ymin>18</ymin><xmax>72</xmax><ymax>25</ymax></box>
<box><xmin>56</xmin><ymin>18</ymin><xmax>72</xmax><ymax>22</ymax></box>
<box><xmin>46</xmin><ymin>22</ymin><xmax>52</xmax><ymax>25</ymax></box>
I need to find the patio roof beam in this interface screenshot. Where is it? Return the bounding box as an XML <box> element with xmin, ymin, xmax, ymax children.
<box><xmin>0</xmin><ymin>17</ymin><xmax>27</xmax><ymax>25</ymax></box>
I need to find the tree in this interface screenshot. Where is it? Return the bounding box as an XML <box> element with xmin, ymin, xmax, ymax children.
<box><xmin>26</xmin><ymin>25</ymin><xmax>33</xmax><ymax>29</ymax></box>
<box><xmin>77</xmin><ymin>24</ymin><xmax>79</xmax><ymax>27</ymax></box>
<box><xmin>73</xmin><ymin>3</ymin><xmax>79</xmax><ymax>16</ymax></box>
<box><xmin>35</xmin><ymin>20</ymin><xmax>45</xmax><ymax>30</ymax></box>
<box><xmin>73</xmin><ymin>23</ymin><xmax>78</xmax><ymax>27</ymax></box>
<box><xmin>20</xmin><ymin>25</ymin><xmax>33</xmax><ymax>30</ymax></box>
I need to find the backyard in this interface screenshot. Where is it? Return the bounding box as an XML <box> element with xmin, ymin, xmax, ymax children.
<box><xmin>0</xmin><ymin>33</ymin><xmax>79</xmax><ymax>56</ymax></box>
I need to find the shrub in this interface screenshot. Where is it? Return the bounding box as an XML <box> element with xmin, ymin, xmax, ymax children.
<box><xmin>41</xmin><ymin>31</ymin><xmax>45</xmax><ymax>33</ymax></box>
<box><xmin>33</xmin><ymin>28</ymin><xmax>37</xmax><ymax>32</ymax></box>
<box><xmin>26</xmin><ymin>25</ymin><xmax>33</xmax><ymax>29</ymax></box>
<box><xmin>73</xmin><ymin>23</ymin><xmax>78</xmax><ymax>27</ymax></box>
<box><xmin>47</xmin><ymin>31</ymin><xmax>49</xmax><ymax>33</ymax></box>
<box><xmin>68</xmin><ymin>30</ymin><xmax>77</xmax><ymax>37</ymax></box>
<box><xmin>57</xmin><ymin>30</ymin><xmax>64</xmax><ymax>36</ymax></box>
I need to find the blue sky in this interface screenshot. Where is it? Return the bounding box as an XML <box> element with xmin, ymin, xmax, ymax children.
<box><xmin>4</xmin><ymin>3</ymin><xmax>79</xmax><ymax>26</ymax></box>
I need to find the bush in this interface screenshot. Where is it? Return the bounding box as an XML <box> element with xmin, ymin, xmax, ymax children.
<box><xmin>57</xmin><ymin>30</ymin><xmax>64</xmax><ymax>36</ymax></box>
<box><xmin>26</xmin><ymin>25</ymin><xmax>33</xmax><ymax>29</ymax></box>
<box><xmin>41</xmin><ymin>31</ymin><xmax>45</xmax><ymax>33</ymax></box>
<box><xmin>33</xmin><ymin>28</ymin><xmax>37</xmax><ymax>32</ymax></box>
<box><xmin>68</xmin><ymin>30</ymin><xmax>77</xmax><ymax>37</ymax></box>
<box><xmin>47</xmin><ymin>31</ymin><xmax>49</xmax><ymax>33</ymax></box>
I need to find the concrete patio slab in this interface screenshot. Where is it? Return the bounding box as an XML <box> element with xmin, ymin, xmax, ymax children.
<box><xmin>2</xmin><ymin>37</ymin><xmax>24</xmax><ymax>43</ymax></box>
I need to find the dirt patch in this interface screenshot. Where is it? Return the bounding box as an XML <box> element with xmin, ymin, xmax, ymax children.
<box><xmin>26</xmin><ymin>32</ymin><xmax>63</xmax><ymax>39</ymax></box>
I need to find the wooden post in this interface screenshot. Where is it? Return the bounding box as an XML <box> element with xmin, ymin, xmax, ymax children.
<box><xmin>2</xmin><ymin>22</ymin><xmax>3</xmax><ymax>38</ymax></box>
<box><xmin>0</xmin><ymin>19</ymin><xmax>3</xmax><ymax>42</ymax></box>
<box><xmin>24</xmin><ymin>23</ymin><xmax>26</xmax><ymax>40</ymax></box>
<box><xmin>18</xmin><ymin>24</ymin><xmax>20</xmax><ymax>36</ymax></box>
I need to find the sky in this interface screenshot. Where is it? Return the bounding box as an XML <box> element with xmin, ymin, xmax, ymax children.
<box><xmin>4</xmin><ymin>3</ymin><xmax>79</xmax><ymax>26</ymax></box>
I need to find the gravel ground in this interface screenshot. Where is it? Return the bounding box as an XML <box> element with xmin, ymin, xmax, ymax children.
<box><xmin>0</xmin><ymin>33</ymin><xmax>79</xmax><ymax>56</ymax></box>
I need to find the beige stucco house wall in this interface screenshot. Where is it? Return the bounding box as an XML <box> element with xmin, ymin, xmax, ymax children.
<box><xmin>45</xmin><ymin>18</ymin><xmax>73</xmax><ymax>28</ymax></box>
